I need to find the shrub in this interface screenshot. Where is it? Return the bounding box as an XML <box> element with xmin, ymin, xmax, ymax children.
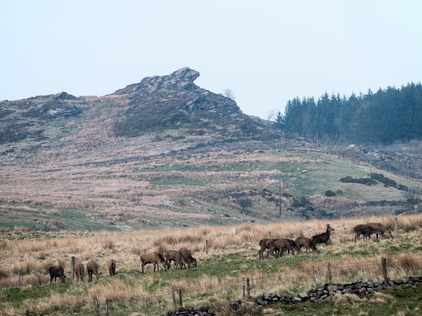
<box><xmin>340</xmin><ymin>176</ymin><xmax>377</xmax><ymax>186</ymax></box>
<box><xmin>325</xmin><ymin>190</ymin><xmax>336</xmax><ymax>197</ymax></box>
<box><xmin>237</xmin><ymin>197</ymin><xmax>253</xmax><ymax>213</ymax></box>
<box><xmin>291</xmin><ymin>196</ymin><xmax>311</xmax><ymax>208</ymax></box>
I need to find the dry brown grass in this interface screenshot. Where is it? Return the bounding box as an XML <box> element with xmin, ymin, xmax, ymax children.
<box><xmin>1</xmin><ymin>214</ymin><xmax>422</xmax><ymax>314</ymax></box>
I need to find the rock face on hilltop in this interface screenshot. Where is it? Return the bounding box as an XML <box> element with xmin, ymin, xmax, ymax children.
<box><xmin>0</xmin><ymin>67</ymin><xmax>268</xmax><ymax>148</ymax></box>
<box><xmin>112</xmin><ymin>67</ymin><xmax>260</xmax><ymax>137</ymax></box>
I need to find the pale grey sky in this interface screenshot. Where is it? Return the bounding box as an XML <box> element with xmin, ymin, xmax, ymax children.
<box><xmin>1</xmin><ymin>1</ymin><xmax>422</xmax><ymax>119</ymax></box>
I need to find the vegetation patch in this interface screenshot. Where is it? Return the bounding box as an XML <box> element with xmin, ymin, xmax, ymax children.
<box><xmin>340</xmin><ymin>176</ymin><xmax>377</xmax><ymax>186</ymax></box>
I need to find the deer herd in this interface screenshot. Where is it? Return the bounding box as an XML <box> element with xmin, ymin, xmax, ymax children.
<box><xmin>259</xmin><ymin>222</ymin><xmax>394</xmax><ymax>260</ymax></box>
<box><xmin>48</xmin><ymin>222</ymin><xmax>393</xmax><ymax>284</ymax></box>
<box><xmin>48</xmin><ymin>247</ymin><xmax>198</xmax><ymax>284</ymax></box>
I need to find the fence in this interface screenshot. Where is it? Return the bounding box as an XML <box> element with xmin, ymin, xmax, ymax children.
<box><xmin>20</xmin><ymin>254</ymin><xmax>422</xmax><ymax>315</ymax></box>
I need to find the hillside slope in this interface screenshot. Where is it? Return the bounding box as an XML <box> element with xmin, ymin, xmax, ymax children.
<box><xmin>1</xmin><ymin>68</ymin><xmax>421</xmax><ymax>232</ymax></box>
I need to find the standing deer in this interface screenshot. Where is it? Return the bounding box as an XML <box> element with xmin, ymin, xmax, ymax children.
<box><xmin>311</xmin><ymin>224</ymin><xmax>335</xmax><ymax>246</ymax></box>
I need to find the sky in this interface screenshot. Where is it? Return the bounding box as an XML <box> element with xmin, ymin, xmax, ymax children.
<box><xmin>1</xmin><ymin>1</ymin><xmax>422</xmax><ymax>119</ymax></box>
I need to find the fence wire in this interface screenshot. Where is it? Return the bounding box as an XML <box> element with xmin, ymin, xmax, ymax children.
<box><xmin>18</xmin><ymin>255</ymin><xmax>422</xmax><ymax>315</ymax></box>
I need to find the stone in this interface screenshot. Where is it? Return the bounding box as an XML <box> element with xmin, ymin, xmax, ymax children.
<box><xmin>292</xmin><ymin>297</ymin><xmax>302</xmax><ymax>303</ymax></box>
<box><xmin>298</xmin><ymin>293</ymin><xmax>309</xmax><ymax>300</ymax></box>
<box><xmin>257</xmin><ymin>299</ymin><xmax>267</xmax><ymax>306</ymax></box>
<box><xmin>327</xmin><ymin>285</ymin><xmax>337</xmax><ymax>291</ymax></box>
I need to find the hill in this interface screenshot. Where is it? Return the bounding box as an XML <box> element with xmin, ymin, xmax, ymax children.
<box><xmin>1</xmin><ymin>68</ymin><xmax>422</xmax><ymax>232</ymax></box>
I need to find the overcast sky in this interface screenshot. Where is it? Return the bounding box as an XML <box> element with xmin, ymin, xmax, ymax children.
<box><xmin>1</xmin><ymin>1</ymin><xmax>422</xmax><ymax>119</ymax></box>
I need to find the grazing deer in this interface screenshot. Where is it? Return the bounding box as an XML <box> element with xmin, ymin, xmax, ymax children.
<box><xmin>87</xmin><ymin>261</ymin><xmax>102</xmax><ymax>280</ymax></box>
<box><xmin>366</xmin><ymin>222</ymin><xmax>394</xmax><ymax>240</ymax></box>
<box><xmin>267</xmin><ymin>239</ymin><xmax>296</xmax><ymax>258</ymax></box>
<box><xmin>140</xmin><ymin>252</ymin><xmax>168</xmax><ymax>273</ymax></box>
<box><xmin>74</xmin><ymin>261</ymin><xmax>84</xmax><ymax>282</ymax></box>
<box><xmin>48</xmin><ymin>265</ymin><xmax>66</xmax><ymax>284</ymax></box>
<box><xmin>354</xmin><ymin>224</ymin><xmax>380</xmax><ymax>242</ymax></box>
<box><xmin>295</xmin><ymin>237</ymin><xmax>319</xmax><ymax>253</ymax></box>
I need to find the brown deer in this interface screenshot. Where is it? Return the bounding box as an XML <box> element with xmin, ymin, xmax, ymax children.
<box><xmin>179</xmin><ymin>248</ymin><xmax>197</xmax><ymax>268</ymax></box>
<box><xmin>354</xmin><ymin>224</ymin><xmax>380</xmax><ymax>242</ymax></box>
<box><xmin>311</xmin><ymin>224</ymin><xmax>335</xmax><ymax>246</ymax></box>
<box><xmin>74</xmin><ymin>261</ymin><xmax>84</xmax><ymax>282</ymax></box>
<box><xmin>295</xmin><ymin>237</ymin><xmax>319</xmax><ymax>253</ymax></box>
<box><xmin>366</xmin><ymin>222</ymin><xmax>394</xmax><ymax>240</ymax></box>
<box><xmin>87</xmin><ymin>261</ymin><xmax>102</xmax><ymax>280</ymax></box>
<box><xmin>108</xmin><ymin>259</ymin><xmax>117</xmax><ymax>276</ymax></box>
<box><xmin>258</xmin><ymin>239</ymin><xmax>271</xmax><ymax>259</ymax></box>
<box><xmin>48</xmin><ymin>265</ymin><xmax>66</xmax><ymax>284</ymax></box>
<box><xmin>267</xmin><ymin>239</ymin><xmax>296</xmax><ymax>258</ymax></box>
<box><xmin>140</xmin><ymin>252</ymin><xmax>168</xmax><ymax>273</ymax></box>
<box><xmin>163</xmin><ymin>250</ymin><xmax>191</xmax><ymax>269</ymax></box>
<box><xmin>283</xmin><ymin>239</ymin><xmax>302</xmax><ymax>255</ymax></box>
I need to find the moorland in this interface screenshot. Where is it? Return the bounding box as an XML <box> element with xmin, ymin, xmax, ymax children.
<box><xmin>1</xmin><ymin>67</ymin><xmax>422</xmax><ymax>315</ymax></box>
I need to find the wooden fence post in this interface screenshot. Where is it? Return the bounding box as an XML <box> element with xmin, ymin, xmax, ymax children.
<box><xmin>25</xmin><ymin>310</ymin><xmax>29</xmax><ymax>316</ymax></box>
<box><xmin>178</xmin><ymin>290</ymin><xmax>183</xmax><ymax>307</ymax></box>
<box><xmin>395</xmin><ymin>218</ymin><xmax>398</xmax><ymax>232</ymax></box>
<box><xmin>382</xmin><ymin>257</ymin><xmax>388</xmax><ymax>284</ymax></box>
<box><xmin>105</xmin><ymin>299</ymin><xmax>109</xmax><ymax>316</ymax></box>
<box><xmin>242</xmin><ymin>277</ymin><xmax>245</xmax><ymax>300</ymax></box>
<box><xmin>269</xmin><ymin>231</ymin><xmax>271</xmax><ymax>239</ymax></box>
<box><xmin>206</xmin><ymin>240</ymin><xmax>208</xmax><ymax>255</ymax></box>
<box><xmin>313</xmin><ymin>266</ymin><xmax>318</xmax><ymax>286</ymax></box>
<box><xmin>18</xmin><ymin>270</ymin><xmax>20</xmax><ymax>287</ymax></box>
<box><xmin>172</xmin><ymin>288</ymin><xmax>176</xmax><ymax>306</ymax></box>
<box><xmin>247</xmin><ymin>278</ymin><xmax>250</xmax><ymax>298</ymax></box>
<box><xmin>71</xmin><ymin>256</ymin><xmax>75</xmax><ymax>281</ymax></box>
<box><xmin>328</xmin><ymin>263</ymin><xmax>332</xmax><ymax>284</ymax></box>
<box><xmin>95</xmin><ymin>299</ymin><xmax>99</xmax><ymax>316</ymax></box>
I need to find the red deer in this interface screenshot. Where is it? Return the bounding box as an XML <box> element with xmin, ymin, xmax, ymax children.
<box><xmin>267</xmin><ymin>239</ymin><xmax>296</xmax><ymax>258</ymax></box>
<box><xmin>48</xmin><ymin>265</ymin><xmax>66</xmax><ymax>284</ymax></box>
<box><xmin>140</xmin><ymin>252</ymin><xmax>168</xmax><ymax>273</ymax></box>
<box><xmin>311</xmin><ymin>224</ymin><xmax>335</xmax><ymax>246</ymax></box>
<box><xmin>108</xmin><ymin>259</ymin><xmax>116</xmax><ymax>276</ymax></box>
<box><xmin>366</xmin><ymin>222</ymin><xmax>394</xmax><ymax>240</ymax></box>
<box><xmin>295</xmin><ymin>237</ymin><xmax>319</xmax><ymax>253</ymax></box>
<box><xmin>283</xmin><ymin>239</ymin><xmax>301</xmax><ymax>255</ymax></box>
<box><xmin>87</xmin><ymin>261</ymin><xmax>102</xmax><ymax>280</ymax></box>
<box><xmin>258</xmin><ymin>239</ymin><xmax>271</xmax><ymax>260</ymax></box>
<box><xmin>74</xmin><ymin>261</ymin><xmax>84</xmax><ymax>282</ymax></box>
<box><xmin>165</xmin><ymin>250</ymin><xmax>190</xmax><ymax>269</ymax></box>
<box><xmin>179</xmin><ymin>248</ymin><xmax>197</xmax><ymax>269</ymax></box>
<box><xmin>354</xmin><ymin>224</ymin><xmax>380</xmax><ymax>242</ymax></box>
<box><xmin>163</xmin><ymin>250</ymin><xmax>184</xmax><ymax>269</ymax></box>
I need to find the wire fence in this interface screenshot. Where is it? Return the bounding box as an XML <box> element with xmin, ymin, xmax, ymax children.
<box><xmin>20</xmin><ymin>255</ymin><xmax>422</xmax><ymax>315</ymax></box>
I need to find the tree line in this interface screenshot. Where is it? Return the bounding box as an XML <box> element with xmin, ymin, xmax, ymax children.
<box><xmin>274</xmin><ymin>82</ymin><xmax>422</xmax><ymax>145</ymax></box>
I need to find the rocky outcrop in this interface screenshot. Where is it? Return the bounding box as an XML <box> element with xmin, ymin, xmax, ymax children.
<box><xmin>112</xmin><ymin>67</ymin><xmax>260</xmax><ymax>137</ymax></box>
